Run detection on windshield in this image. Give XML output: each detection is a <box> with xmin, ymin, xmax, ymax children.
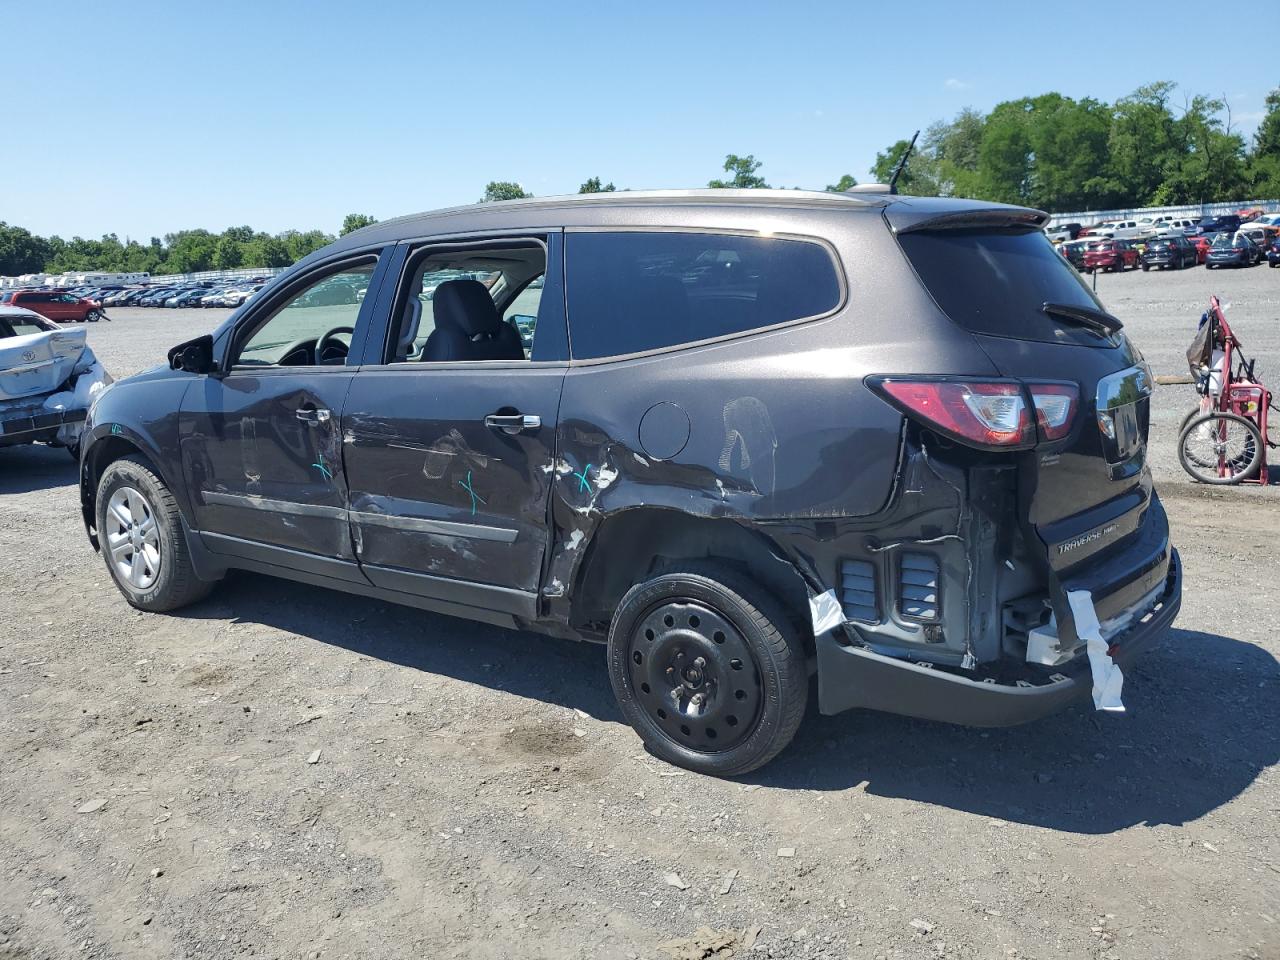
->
<box><xmin>1211</xmin><ymin>235</ymin><xmax>1235</xmax><ymax>248</ymax></box>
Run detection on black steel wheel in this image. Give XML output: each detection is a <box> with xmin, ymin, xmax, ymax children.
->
<box><xmin>1178</xmin><ymin>412</ymin><xmax>1263</xmax><ymax>484</ymax></box>
<box><xmin>607</xmin><ymin>562</ymin><xmax>807</xmax><ymax>776</ymax></box>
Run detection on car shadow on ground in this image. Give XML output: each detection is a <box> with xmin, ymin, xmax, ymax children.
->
<box><xmin>0</xmin><ymin>445</ymin><xmax>79</xmax><ymax>494</ymax></box>
<box><xmin>762</xmin><ymin>628</ymin><xmax>1280</xmax><ymax>834</ymax></box>
<box><xmin>184</xmin><ymin>575</ymin><xmax>1277</xmax><ymax>836</ymax></box>
<box><xmin>188</xmin><ymin>571</ymin><xmax>628</xmax><ymax>728</ymax></box>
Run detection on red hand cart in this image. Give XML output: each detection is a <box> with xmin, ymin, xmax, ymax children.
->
<box><xmin>1178</xmin><ymin>296</ymin><xmax>1275</xmax><ymax>485</ymax></box>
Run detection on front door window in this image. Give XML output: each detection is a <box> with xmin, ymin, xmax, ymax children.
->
<box><xmin>236</xmin><ymin>264</ymin><xmax>375</xmax><ymax>367</ymax></box>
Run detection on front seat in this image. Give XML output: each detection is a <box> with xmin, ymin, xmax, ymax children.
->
<box><xmin>421</xmin><ymin>279</ymin><xmax>524</xmax><ymax>362</ymax></box>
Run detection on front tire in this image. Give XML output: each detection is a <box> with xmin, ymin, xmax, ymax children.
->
<box><xmin>607</xmin><ymin>562</ymin><xmax>808</xmax><ymax>777</ymax></box>
<box><xmin>86</xmin><ymin>309</ymin><xmax>103</xmax><ymax>322</ymax></box>
<box><xmin>95</xmin><ymin>455</ymin><xmax>215</xmax><ymax>611</ymax></box>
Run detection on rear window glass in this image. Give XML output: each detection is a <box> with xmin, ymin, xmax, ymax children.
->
<box><xmin>898</xmin><ymin>228</ymin><xmax>1109</xmax><ymax>346</ymax></box>
<box><xmin>565</xmin><ymin>232</ymin><xmax>841</xmax><ymax>360</ymax></box>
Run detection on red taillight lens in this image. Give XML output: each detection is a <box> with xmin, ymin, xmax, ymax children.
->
<box><xmin>871</xmin><ymin>378</ymin><xmax>1080</xmax><ymax>449</ymax></box>
<box><xmin>874</xmin><ymin>379</ymin><xmax>1034</xmax><ymax>449</ymax></box>
<box><xmin>1028</xmin><ymin>383</ymin><xmax>1079</xmax><ymax>441</ymax></box>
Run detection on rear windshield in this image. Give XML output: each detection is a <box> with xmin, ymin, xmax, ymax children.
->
<box><xmin>898</xmin><ymin>227</ymin><xmax>1112</xmax><ymax>346</ymax></box>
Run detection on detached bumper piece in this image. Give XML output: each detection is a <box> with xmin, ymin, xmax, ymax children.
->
<box><xmin>0</xmin><ymin>404</ymin><xmax>87</xmax><ymax>443</ymax></box>
<box><xmin>816</xmin><ymin>548</ymin><xmax>1181</xmax><ymax>727</ymax></box>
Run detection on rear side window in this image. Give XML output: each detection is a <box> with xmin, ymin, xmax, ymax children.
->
<box><xmin>898</xmin><ymin>228</ymin><xmax>1108</xmax><ymax>346</ymax></box>
<box><xmin>565</xmin><ymin>232</ymin><xmax>841</xmax><ymax>360</ymax></box>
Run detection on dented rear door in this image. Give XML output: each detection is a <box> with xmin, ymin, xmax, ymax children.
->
<box><xmin>340</xmin><ymin>235</ymin><xmax>568</xmax><ymax>612</ymax></box>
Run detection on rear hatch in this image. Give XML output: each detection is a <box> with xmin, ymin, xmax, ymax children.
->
<box><xmin>0</xmin><ymin>326</ymin><xmax>87</xmax><ymax>401</ymax></box>
<box><xmin>891</xmin><ymin>209</ymin><xmax>1169</xmax><ymax>626</ymax></box>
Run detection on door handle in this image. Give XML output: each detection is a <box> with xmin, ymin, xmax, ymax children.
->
<box><xmin>484</xmin><ymin>413</ymin><xmax>541</xmax><ymax>435</ymax></box>
<box><xmin>296</xmin><ymin>407</ymin><xmax>331</xmax><ymax>424</ymax></box>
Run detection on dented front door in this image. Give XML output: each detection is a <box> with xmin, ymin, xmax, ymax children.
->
<box><xmin>181</xmin><ymin>368</ymin><xmax>358</xmax><ymax>574</ymax></box>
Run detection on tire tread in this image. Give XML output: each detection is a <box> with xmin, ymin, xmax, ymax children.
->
<box><xmin>96</xmin><ymin>454</ymin><xmax>214</xmax><ymax>611</ymax></box>
<box><xmin>609</xmin><ymin>560</ymin><xmax>808</xmax><ymax>777</ymax></box>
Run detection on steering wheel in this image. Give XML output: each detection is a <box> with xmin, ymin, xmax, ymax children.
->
<box><xmin>316</xmin><ymin>326</ymin><xmax>354</xmax><ymax>365</ymax></box>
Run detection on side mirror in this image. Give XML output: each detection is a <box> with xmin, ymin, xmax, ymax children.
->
<box><xmin>168</xmin><ymin>334</ymin><xmax>215</xmax><ymax>375</ymax></box>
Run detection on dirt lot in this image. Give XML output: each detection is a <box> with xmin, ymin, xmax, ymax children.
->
<box><xmin>2</xmin><ymin>265</ymin><xmax>1279</xmax><ymax>960</ymax></box>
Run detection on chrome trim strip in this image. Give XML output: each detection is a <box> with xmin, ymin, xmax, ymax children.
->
<box><xmin>200</xmin><ymin>492</ymin><xmax>519</xmax><ymax>542</ymax></box>
<box><xmin>349</xmin><ymin>510</ymin><xmax>518</xmax><ymax>543</ymax></box>
<box><xmin>201</xmin><ymin>490</ymin><xmax>347</xmax><ymax>520</ymax></box>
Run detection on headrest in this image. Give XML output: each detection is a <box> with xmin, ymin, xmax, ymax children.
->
<box><xmin>432</xmin><ymin>279</ymin><xmax>499</xmax><ymax>337</ymax></box>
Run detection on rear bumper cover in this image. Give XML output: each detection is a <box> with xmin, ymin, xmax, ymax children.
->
<box><xmin>816</xmin><ymin>547</ymin><xmax>1181</xmax><ymax>726</ymax></box>
<box><xmin>0</xmin><ymin>402</ymin><xmax>87</xmax><ymax>444</ymax></box>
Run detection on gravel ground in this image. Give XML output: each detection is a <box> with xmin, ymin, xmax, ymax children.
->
<box><xmin>2</xmin><ymin>265</ymin><xmax>1278</xmax><ymax>960</ymax></box>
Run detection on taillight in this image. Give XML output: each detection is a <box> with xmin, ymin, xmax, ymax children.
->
<box><xmin>870</xmin><ymin>378</ymin><xmax>1079</xmax><ymax>449</ymax></box>
<box><xmin>1028</xmin><ymin>382</ymin><xmax>1079</xmax><ymax>441</ymax></box>
<box><xmin>872</xmin><ymin>379</ymin><xmax>1034</xmax><ymax>449</ymax></box>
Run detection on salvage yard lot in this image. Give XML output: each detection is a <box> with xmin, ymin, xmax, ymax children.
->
<box><xmin>2</xmin><ymin>267</ymin><xmax>1279</xmax><ymax>960</ymax></box>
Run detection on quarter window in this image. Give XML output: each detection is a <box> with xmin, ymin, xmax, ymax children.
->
<box><xmin>565</xmin><ymin>232</ymin><xmax>841</xmax><ymax>360</ymax></box>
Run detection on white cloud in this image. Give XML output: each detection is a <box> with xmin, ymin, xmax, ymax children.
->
<box><xmin>944</xmin><ymin>78</ymin><xmax>970</xmax><ymax>91</ymax></box>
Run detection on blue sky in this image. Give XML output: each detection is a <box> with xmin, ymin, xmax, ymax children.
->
<box><xmin>7</xmin><ymin>0</ymin><xmax>1272</xmax><ymax>240</ymax></box>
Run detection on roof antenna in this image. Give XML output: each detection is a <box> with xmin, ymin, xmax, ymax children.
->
<box><xmin>888</xmin><ymin>130</ymin><xmax>919</xmax><ymax>195</ymax></box>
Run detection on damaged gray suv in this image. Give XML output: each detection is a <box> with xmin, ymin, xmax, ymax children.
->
<box><xmin>79</xmin><ymin>189</ymin><xmax>1181</xmax><ymax>775</ymax></box>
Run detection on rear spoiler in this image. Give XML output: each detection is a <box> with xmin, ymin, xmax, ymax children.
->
<box><xmin>886</xmin><ymin>204</ymin><xmax>1050</xmax><ymax>235</ymax></box>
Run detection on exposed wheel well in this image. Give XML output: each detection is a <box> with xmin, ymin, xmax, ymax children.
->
<box><xmin>571</xmin><ymin>509</ymin><xmax>814</xmax><ymax>653</ymax></box>
<box><xmin>81</xmin><ymin>437</ymin><xmax>159</xmax><ymax>531</ymax></box>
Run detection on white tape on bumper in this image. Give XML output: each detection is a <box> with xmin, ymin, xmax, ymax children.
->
<box><xmin>1066</xmin><ymin>589</ymin><xmax>1125</xmax><ymax>713</ymax></box>
<box><xmin>809</xmin><ymin>589</ymin><xmax>846</xmax><ymax>637</ymax></box>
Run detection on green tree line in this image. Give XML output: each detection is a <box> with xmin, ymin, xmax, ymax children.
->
<box><xmin>869</xmin><ymin>83</ymin><xmax>1280</xmax><ymax>211</ymax></box>
<box><xmin>0</xmin><ymin>213</ymin><xmax>382</xmax><ymax>278</ymax></box>
<box><xmin>8</xmin><ymin>82</ymin><xmax>1276</xmax><ymax>278</ymax></box>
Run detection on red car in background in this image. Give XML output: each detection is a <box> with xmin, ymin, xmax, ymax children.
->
<box><xmin>0</xmin><ymin>290</ymin><xmax>106</xmax><ymax>323</ymax></box>
<box><xmin>1082</xmin><ymin>239</ymin><xmax>1139</xmax><ymax>272</ymax></box>
<box><xmin>1191</xmin><ymin>236</ymin><xmax>1212</xmax><ymax>263</ymax></box>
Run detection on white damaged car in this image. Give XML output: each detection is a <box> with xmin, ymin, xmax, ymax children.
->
<box><xmin>0</xmin><ymin>306</ymin><xmax>112</xmax><ymax>459</ymax></box>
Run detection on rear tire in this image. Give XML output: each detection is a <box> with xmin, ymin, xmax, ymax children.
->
<box><xmin>95</xmin><ymin>455</ymin><xmax>216</xmax><ymax>611</ymax></box>
<box><xmin>607</xmin><ymin>561</ymin><xmax>808</xmax><ymax>777</ymax></box>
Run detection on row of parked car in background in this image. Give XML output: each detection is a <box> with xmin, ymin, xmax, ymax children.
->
<box><xmin>103</xmin><ymin>279</ymin><xmax>269</xmax><ymax>309</ymax></box>
<box><xmin>0</xmin><ymin>278</ymin><xmax>270</xmax><ymax>323</ymax></box>
<box><xmin>1053</xmin><ymin>209</ymin><xmax>1280</xmax><ymax>274</ymax></box>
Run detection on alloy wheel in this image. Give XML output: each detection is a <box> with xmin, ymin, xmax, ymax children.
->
<box><xmin>105</xmin><ymin>486</ymin><xmax>161</xmax><ymax>589</ymax></box>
